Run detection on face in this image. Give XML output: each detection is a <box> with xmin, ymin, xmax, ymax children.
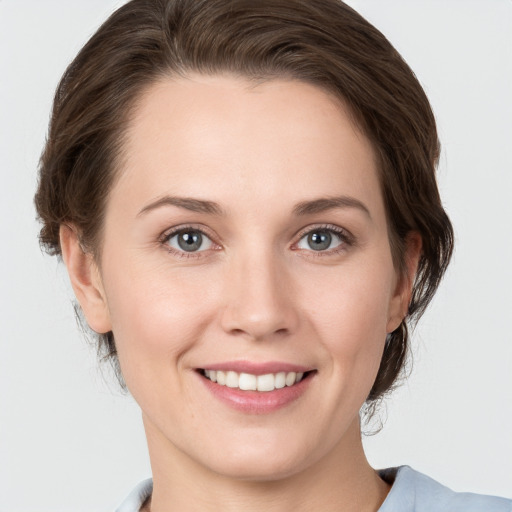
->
<box><xmin>80</xmin><ymin>75</ymin><xmax>409</xmax><ymax>480</ymax></box>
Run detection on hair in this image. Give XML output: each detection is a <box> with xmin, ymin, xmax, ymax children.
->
<box><xmin>35</xmin><ymin>0</ymin><xmax>454</xmax><ymax>405</ymax></box>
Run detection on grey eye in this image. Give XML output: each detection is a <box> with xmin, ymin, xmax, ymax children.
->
<box><xmin>307</xmin><ymin>230</ymin><xmax>332</xmax><ymax>251</ymax></box>
<box><xmin>178</xmin><ymin>231</ymin><xmax>203</xmax><ymax>251</ymax></box>
<box><xmin>167</xmin><ymin>230</ymin><xmax>213</xmax><ymax>252</ymax></box>
<box><xmin>297</xmin><ymin>229</ymin><xmax>343</xmax><ymax>252</ymax></box>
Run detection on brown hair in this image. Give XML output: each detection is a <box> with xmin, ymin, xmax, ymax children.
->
<box><xmin>35</xmin><ymin>0</ymin><xmax>454</xmax><ymax>405</ymax></box>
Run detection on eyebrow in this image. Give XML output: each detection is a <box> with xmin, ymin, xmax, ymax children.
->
<box><xmin>292</xmin><ymin>196</ymin><xmax>371</xmax><ymax>218</ymax></box>
<box><xmin>138</xmin><ymin>194</ymin><xmax>371</xmax><ymax>219</ymax></box>
<box><xmin>138</xmin><ymin>196</ymin><xmax>225</xmax><ymax>216</ymax></box>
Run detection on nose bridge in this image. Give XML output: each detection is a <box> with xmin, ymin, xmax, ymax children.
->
<box><xmin>220</xmin><ymin>243</ymin><xmax>298</xmax><ymax>340</ymax></box>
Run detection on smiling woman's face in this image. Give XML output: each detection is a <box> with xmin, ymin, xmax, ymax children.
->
<box><xmin>71</xmin><ymin>75</ymin><xmax>411</xmax><ymax>480</ymax></box>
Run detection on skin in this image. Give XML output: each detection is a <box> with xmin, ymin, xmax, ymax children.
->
<box><xmin>61</xmin><ymin>75</ymin><xmax>421</xmax><ymax>511</ymax></box>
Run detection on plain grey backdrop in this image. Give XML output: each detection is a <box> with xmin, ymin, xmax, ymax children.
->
<box><xmin>1</xmin><ymin>1</ymin><xmax>511</xmax><ymax>510</ymax></box>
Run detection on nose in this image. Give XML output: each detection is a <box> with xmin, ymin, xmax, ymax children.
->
<box><xmin>220</xmin><ymin>249</ymin><xmax>300</xmax><ymax>341</ymax></box>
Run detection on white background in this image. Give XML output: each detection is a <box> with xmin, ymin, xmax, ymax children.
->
<box><xmin>0</xmin><ymin>1</ymin><xmax>511</xmax><ymax>510</ymax></box>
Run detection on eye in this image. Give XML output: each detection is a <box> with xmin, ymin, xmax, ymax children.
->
<box><xmin>165</xmin><ymin>228</ymin><xmax>214</xmax><ymax>253</ymax></box>
<box><xmin>296</xmin><ymin>227</ymin><xmax>348</xmax><ymax>252</ymax></box>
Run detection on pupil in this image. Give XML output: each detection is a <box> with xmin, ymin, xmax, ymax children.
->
<box><xmin>308</xmin><ymin>231</ymin><xmax>331</xmax><ymax>251</ymax></box>
<box><xmin>178</xmin><ymin>231</ymin><xmax>202</xmax><ymax>251</ymax></box>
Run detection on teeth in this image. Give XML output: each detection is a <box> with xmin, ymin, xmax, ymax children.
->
<box><xmin>274</xmin><ymin>372</ymin><xmax>286</xmax><ymax>389</ymax></box>
<box><xmin>203</xmin><ymin>369</ymin><xmax>306</xmax><ymax>391</ymax></box>
<box><xmin>285</xmin><ymin>372</ymin><xmax>296</xmax><ymax>386</ymax></box>
<box><xmin>257</xmin><ymin>373</ymin><xmax>275</xmax><ymax>392</ymax></box>
<box><xmin>239</xmin><ymin>373</ymin><xmax>257</xmax><ymax>391</ymax></box>
<box><xmin>226</xmin><ymin>371</ymin><xmax>239</xmax><ymax>388</ymax></box>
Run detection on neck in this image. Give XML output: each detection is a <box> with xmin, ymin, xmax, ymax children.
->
<box><xmin>143</xmin><ymin>416</ymin><xmax>390</xmax><ymax>512</ymax></box>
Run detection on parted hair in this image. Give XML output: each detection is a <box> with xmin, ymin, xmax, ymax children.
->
<box><xmin>35</xmin><ymin>0</ymin><xmax>454</xmax><ymax>405</ymax></box>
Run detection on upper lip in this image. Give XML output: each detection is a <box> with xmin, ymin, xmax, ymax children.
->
<box><xmin>198</xmin><ymin>361</ymin><xmax>314</xmax><ymax>375</ymax></box>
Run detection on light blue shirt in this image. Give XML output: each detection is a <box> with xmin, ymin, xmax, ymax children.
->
<box><xmin>378</xmin><ymin>466</ymin><xmax>511</xmax><ymax>511</ymax></box>
<box><xmin>115</xmin><ymin>466</ymin><xmax>512</xmax><ymax>511</ymax></box>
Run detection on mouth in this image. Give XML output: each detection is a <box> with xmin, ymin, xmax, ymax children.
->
<box><xmin>198</xmin><ymin>369</ymin><xmax>314</xmax><ymax>392</ymax></box>
<box><xmin>196</xmin><ymin>364</ymin><xmax>316</xmax><ymax>413</ymax></box>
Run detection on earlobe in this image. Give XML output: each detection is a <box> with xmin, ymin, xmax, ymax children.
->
<box><xmin>386</xmin><ymin>232</ymin><xmax>422</xmax><ymax>333</ymax></box>
<box><xmin>59</xmin><ymin>225</ymin><xmax>112</xmax><ymax>334</ymax></box>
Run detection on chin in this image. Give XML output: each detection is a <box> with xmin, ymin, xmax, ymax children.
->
<box><xmin>189</xmin><ymin>428</ymin><xmax>326</xmax><ymax>482</ymax></box>
<box><xmin>206</xmin><ymin>452</ymin><xmax>310</xmax><ymax>482</ymax></box>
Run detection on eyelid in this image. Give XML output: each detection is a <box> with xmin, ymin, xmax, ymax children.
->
<box><xmin>159</xmin><ymin>224</ymin><xmax>221</xmax><ymax>257</ymax></box>
<box><xmin>292</xmin><ymin>223</ymin><xmax>355</xmax><ymax>254</ymax></box>
<box><xmin>158</xmin><ymin>222</ymin><xmax>355</xmax><ymax>258</ymax></box>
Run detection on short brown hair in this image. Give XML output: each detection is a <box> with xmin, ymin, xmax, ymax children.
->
<box><xmin>35</xmin><ymin>0</ymin><xmax>454</xmax><ymax>404</ymax></box>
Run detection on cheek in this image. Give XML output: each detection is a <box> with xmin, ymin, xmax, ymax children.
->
<box><xmin>305</xmin><ymin>265</ymin><xmax>392</xmax><ymax>338</ymax></box>
<box><xmin>101</xmin><ymin>258</ymin><xmax>217</xmax><ymax>387</ymax></box>
<box><xmin>302</xmin><ymin>260</ymin><xmax>394</xmax><ymax>383</ymax></box>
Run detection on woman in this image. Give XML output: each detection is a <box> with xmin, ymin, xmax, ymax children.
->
<box><xmin>33</xmin><ymin>0</ymin><xmax>511</xmax><ymax>510</ymax></box>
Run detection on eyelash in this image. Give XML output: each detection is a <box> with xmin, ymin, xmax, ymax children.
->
<box><xmin>293</xmin><ymin>224</ymin><xmax>355</xmax><ymax>257</ymax></box>
<box><xmin>159</xmin><ymin>223</ymin><xmax>355</xmax><ymax>259</ymax></box>
<box><xmin>160</xmin><ymin>224</ymin><xmax>220</xmax><ymax>260</ymax></box>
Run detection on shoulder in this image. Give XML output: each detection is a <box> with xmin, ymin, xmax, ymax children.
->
<box><xmin>115</xmin><ymin>478</ymin><xmax>153</xmax><ymax>512</ymax></box>
<box><xmin>378</xmin><ymin>466</ymin><xmax>512</xmax><ymax>512</ymax></box>
<box><xmin>113</xmin><ymin>469</ymin><xmax>512</xmax><ymax>512</ymax></box>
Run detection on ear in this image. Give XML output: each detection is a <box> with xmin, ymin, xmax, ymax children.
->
<box><xmin>386</xmin><ymin>232</ymin><xmax>422</xmax><ymax>333</ymax></box>
<box><xmin>59</xmin><ymin>225</ymin><xmax>112</xmax><ymax>334</ymax></box>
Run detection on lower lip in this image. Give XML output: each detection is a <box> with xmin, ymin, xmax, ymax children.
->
<box><xmin>198</xmin><ymin>372</ymin><xmax>314</xmax><ymax>414</ymax></box>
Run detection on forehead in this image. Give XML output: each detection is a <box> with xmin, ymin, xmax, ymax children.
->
<box><xmin>114</xmin><ymin>74</ymin><xmax>383</xmax><ymax>221</ymax></box>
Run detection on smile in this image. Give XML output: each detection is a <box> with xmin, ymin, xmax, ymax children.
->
<box><xmin>197</xmin><ymin>363</ymin><xmax>316</xmax><ymax>413</ymax></box>
<box><xmin>201</xmin><ymin>369</ymin><xmax>306</xmax><ymax>392</ymax></box>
